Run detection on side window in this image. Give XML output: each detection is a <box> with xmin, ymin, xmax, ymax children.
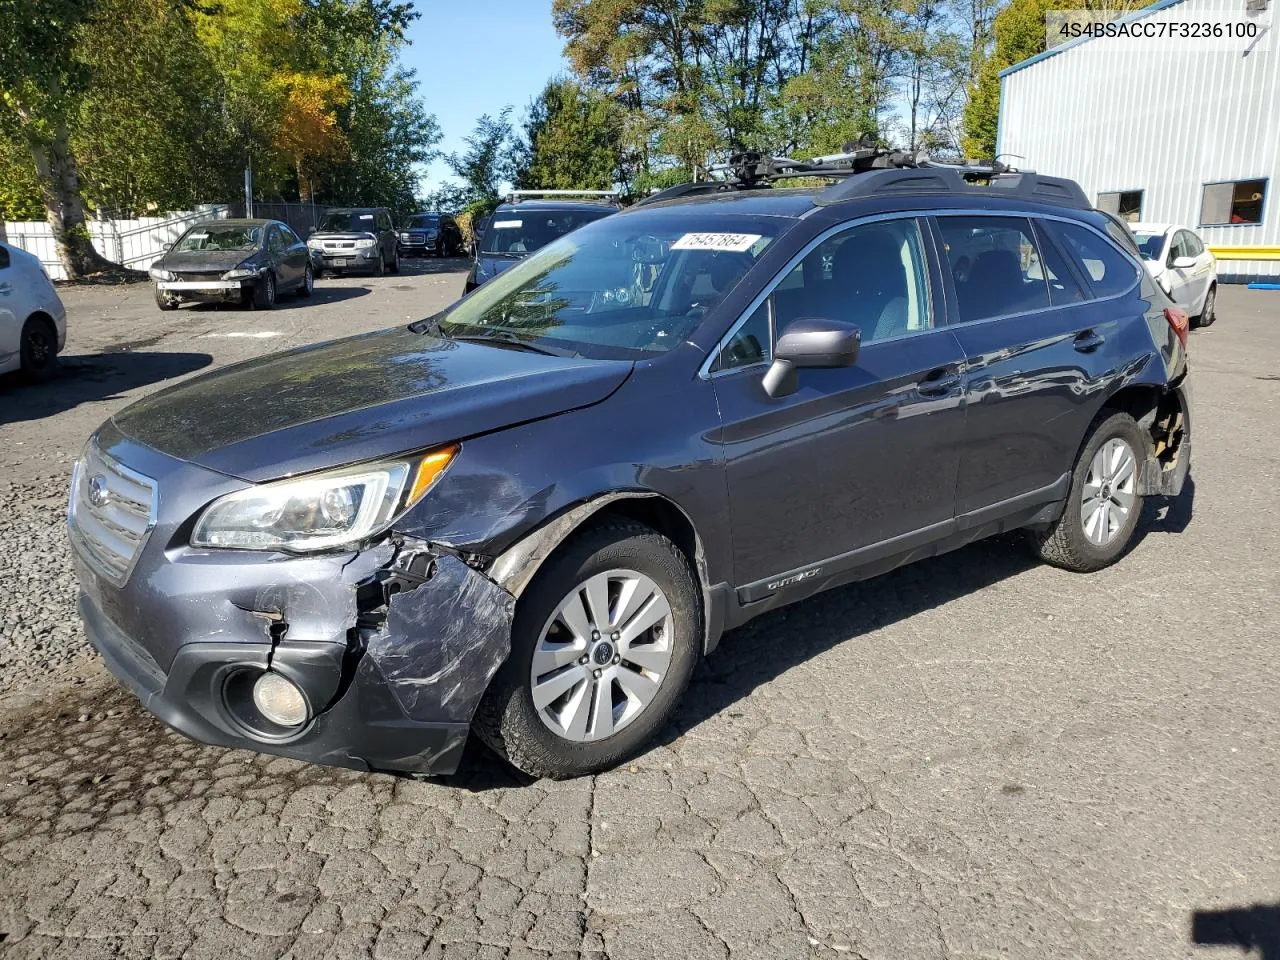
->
<box><xmin>1045</xmin><ymin>221</ymin><xmax>1139</xmax><ymax>298</ymax></box>
<box><xmin>712</xmin><ymin>300</ymin><xmax>770</xmax><ymax>372</ymax></box>
<box><xmin>938</xmin><ymin>216</ymin><xmax>1049</xmax><ymax>322</ymax></box>
<box><xmin>278</xmin><ymin>225</ymin><xmax>299</xmax><ymax>246</ymax></box>
<box><xmin>267</xmin><ymin>227</ymin><xmax>286</xmax><ymax>253</ymax></box>
<box><xmin>1031</xmin><ymin>221</ymin><xmax>1087</xmax><ymax>305</ymax></box>
<box><xmin>1185</xmin><ymin>232</ymin><xmax>1204</xmax><ymax>256</ymax></box>
<box><xmin>776</xmin><ymin>218</ymin><xmax>931</xmax><ymax>343</ymax></box>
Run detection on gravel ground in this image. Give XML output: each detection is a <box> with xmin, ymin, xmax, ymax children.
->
<box><xmin>0</xmin><ymin>476</ymin><xmax>90</xmax><ymax>703</ymax></box>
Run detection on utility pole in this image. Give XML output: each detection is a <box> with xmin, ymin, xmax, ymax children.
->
<box><xmin>244</xmin><ymin>160</ymin><xmax>253</xmax><ymax>219</ymax></box>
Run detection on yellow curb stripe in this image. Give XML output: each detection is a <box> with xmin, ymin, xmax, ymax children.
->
<box><xmin>1207</xmin><ymin>246</ymin><xmax>1280</xmax><ymax>261</ymax></box>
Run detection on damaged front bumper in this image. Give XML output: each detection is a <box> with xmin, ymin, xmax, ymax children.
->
<box><xmin>71</xmin><ymin>436</ymin><xmax>517</xmax><ymax>776</ymax></box>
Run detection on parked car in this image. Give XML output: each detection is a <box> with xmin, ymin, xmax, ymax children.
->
<box><xmin>398</xmin><ymin>213</ymin><xmax>463</xmax><ymax>258</ymax></box>
<box><xmin>464</xmin><ymin>191</ymin><xmax>620</xmax><ymax>293</ymax></box>
<box><xmin>150</xmin><ymin>219</ymin><xmax>313</xmax><ymax>310</ymax></box>
<box><xmin>0</xmin><ymin>240</ymin><xmax>66</xmax><ymax>380</ymax></box>
<box><xmin>1132</xmin><ymin>222</ymin><xmax>1218</xmax><ymax>327</ymax></box>
<box><xmin>307</xmin><ymin>207</ymin><xmax>399</xmax><ymax>276</ymax></box>
<box><xmin>71</xmin><ymin>154</ymin><xmax>1192</xmax><ymax>781</ymax></box>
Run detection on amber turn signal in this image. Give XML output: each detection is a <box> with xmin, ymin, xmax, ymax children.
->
<box><xmin>407</xmin><ymin>444</ymin><xmax>459</xmax><ymax>506</ymax></box>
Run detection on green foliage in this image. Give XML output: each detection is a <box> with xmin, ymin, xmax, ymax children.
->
<box><xmin>514</xmin><ymin>78</ymin><xmax>623</xmax><ymax>191</ymax></box>
<box><xmin>554</xmin><ymin>0</ymin><xmax>974</xmax><ymax>183</ymax></box>
<box><xmin>445</xmin><ymin>108</ymin><xmax>517</xmax><ymax>208</ymax></box>
<box><xmin>0</xmin><ymin>0</ymin><xmax>439</xmax><ymax>224</ymax></box>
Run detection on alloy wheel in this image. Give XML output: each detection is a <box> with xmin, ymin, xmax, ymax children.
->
<box><xmin>1081</xmin><ymin>437</ymin><xmax>1137</xmax><ymax>546</ymax></box>
<box><xmin>529</xmin><ymin>569</ymin><xmax>674</xmax><ymax>743</ymax></box>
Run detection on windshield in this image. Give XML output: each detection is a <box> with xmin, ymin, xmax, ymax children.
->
<box><xmin>406</xmin><ymin>215</ymin><xmax>440</xmax><ymax>230</ymax></box>
<box><xmin>438</xmin><ymin>212</ymin><xmax>784</xmax><ymax>359</ymax></box>
<box><xmin>480</xmin><ymin>208</ymin><xmax>614</xmax><ymax>256</ymax></box>
<box><xmin>175</xmin><ymin>224</ymin><xmax>262</xmax><ymax>252</ymax></box>
<box><xmin>317</xmin><ymin>211</ymin><xmax>377</xmax><ymax>233</ymax></box>
<box><xmin>1133</xmin><ymin>231</ymin><xmax>1166</xmax><ymax>261</ymax></box>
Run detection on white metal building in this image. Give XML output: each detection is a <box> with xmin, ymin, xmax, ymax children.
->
<box><xmin>998</xmin><ymin>0</ymin><xmax>1279</xmax><ymax>281</ymax></box>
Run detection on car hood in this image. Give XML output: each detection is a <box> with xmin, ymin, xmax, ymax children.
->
<box><xmin>475</xmin><ymin>254</ymin><xmax>522</xmax><ymax>282</ymax></box>
<box><xmin>311</xmin><ymin>231</ymin><xmax>377</xmax><ymax>241</ymax></box>
<box><xmin>159</xmin><ymin>250</ymin><xmax>256</xmax><ymax>273</ymax></box>
<box><xmin>111</xmin><ymin>325</ymin><xmax>633</xmax><ymax>481</ymax></box>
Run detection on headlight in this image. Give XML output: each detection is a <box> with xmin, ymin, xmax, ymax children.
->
<box><xmin>222</xmin><ymin>266</ymin><xmax>260</xmax><ymax>280</ymax></box>
<box><xmin>191</xmin><ymin>446</ymin><xmax>458</xmax><ymax>552</ymax></box>
<box><xmin>355</xmin><ymin>238</ymin><xmax>376</xmax><ymax>249</ymax></box>
<box><xmin>149</xmin><ymin>266</ymin><xmax>175</xmax><ymax>281</ymax></box>
<box><xmin>399</xmin><ymin>233</ymin><xmax>410</xmax><ymax>240</ymax></box>
<box><xmin>307</xmin><ymin>239</ymin><xmax>323</xmax><ymax>249</ymax></box>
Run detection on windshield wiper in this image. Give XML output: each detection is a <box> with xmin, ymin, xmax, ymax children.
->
<box><xmin>449</xmin><ymin>331</ymin><xmax>571</xmax><ymax>357</ymax></box>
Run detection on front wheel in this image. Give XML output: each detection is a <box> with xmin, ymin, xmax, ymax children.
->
<box><xmin>475</xmin><ymin>520</ymin><xmax>701</xmax><ymax>779</ymax></box>
<box><xmin>154</xmin><ymin>289</ymin><xmax>179</xmax><ymax>311</ymax></box>
<box><xmin>251</xmin><ymin>272</ymin><xmax>276</xmax><ymax>309</ymax></box>
<box><xmin>1030</xmin><ymin>411</ymin><xmax>1146</xmax><ymax>572</ymax></box>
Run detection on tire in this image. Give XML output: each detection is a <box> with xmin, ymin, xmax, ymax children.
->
<box><xmin>475</xmin><ymin>519</ymin><xmax>701</xmax><ymax>779</ymax></box>
<box><xmin>19</xmin><ymin>317</ymin><xmax>58</xmax><ymax>382</ymax></box>
<box><xmin>1029</xmin><ymin>411</ymin><xmax>1146</xmax><ymax>572</ymax></box>
<box><xmin>297</xmin><ymin>264</ymin><xmax>314</xmax><ymax>298</ymax></box>
<box><xmin>252</xmin><ymin>271</ymin><xmax>276</xmax><ymax>309</ymax></box>
<box><xmin>154</xmin><ymin>289</ymin><xmax>179</xmax><ymax>311</ymax></box>
<box><xmin>389</xmin><ymin>247</ymin><xmax>400</xmax><ymax>274</ymax></box>
<box><xmin>1192</xmin><ymin>284</ymin><xmax>1216</xmax><ymax>329</ymax></box>
<box><xmin>374</xmin><ymin>251</ymin><xmax>385</xmax><ymax>277</ymax></box>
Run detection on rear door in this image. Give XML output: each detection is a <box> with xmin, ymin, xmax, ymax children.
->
<box><xmin>266</xmin><ymin>225</ymin><xmax>297</xmax><ymax>288</ymax></box>
<box><xmin>939</xmin><ymin>214</ymin><xmax>1135</xmax><ymax>517</ymax></box>
<box><xmin>710</xmin><ymin>215</ymin><xmax>968</xmax><ymax>595</ymax></box>
<box><xmin>278</xmin><ymin>224</ymin><xmax>308</xmax><ymax>282</ymax></box>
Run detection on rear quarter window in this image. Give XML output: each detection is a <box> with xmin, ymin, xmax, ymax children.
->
<box><xmin>1043</xmin><ymin>221</ymin><xmax>1139</xmax><ymax>299</ymax></box>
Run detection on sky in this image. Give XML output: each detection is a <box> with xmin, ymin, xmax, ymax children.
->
<box><xmin>401</xmin><ymin>1</ymin><xmax>568</xmax><ymax>194</ymax></box>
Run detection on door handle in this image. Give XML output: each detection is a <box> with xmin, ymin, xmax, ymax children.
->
<box><xmin>1073</xmin><ymin>330</ymin><xmax>1105</xmax><ymax>353</ymax></box>
<box><xmin>0</xmin><ymin>283</ymin><xmax>11</xmax><ymax>296</ymax></box>
<box><xmin>917</xmin><ymin>367</ymin><xmax>961</xmax><ymax>397</ymax></box>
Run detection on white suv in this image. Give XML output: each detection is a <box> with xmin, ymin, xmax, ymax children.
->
<box><xmin>1132</xmin><ymin>223</ymin><xmax>1218</xmax><ymax>328</ymax></box>
<box><xmin>0</xmin><ymin>240</ymin><xmax>67</xmax><ymax>380</ymax></box>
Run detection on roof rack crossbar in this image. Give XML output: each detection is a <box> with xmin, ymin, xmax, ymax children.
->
<box><xmin>506</xmin><ymin>189</ymin><xmax>619</xmax><ymax>203</ymax></box>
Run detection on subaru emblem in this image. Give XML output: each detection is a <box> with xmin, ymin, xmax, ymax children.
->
<box><xmin>87</xmin><ymin>474</ymin><xmax>109</xmax><ymax>508</ymax></box>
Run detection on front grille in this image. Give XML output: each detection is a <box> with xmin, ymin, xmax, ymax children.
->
<box><xmin>68</xmin><ymin>444</ymin><xmax>158</xmax><ymax>587</ymax></box>
<box><xmin>322</xmin><ymin>241</ymin><xmax>356</xmax><ymax>251</ymax></box>
<box><xmin>175</xmin><ymin>271</ymin><xmax>227</xmax><ymax>282</ymax></box>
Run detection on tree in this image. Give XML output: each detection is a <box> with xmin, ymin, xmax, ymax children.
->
<box><xmin>0</xmin><ymin>0</ymin><xmax>122</xmax><ymax>277</ymax></box>
<box><xmin>446</xmin><ymin>108</ymin><xmax>517</xmax><ymax>210</ymax></box>
<box><xmin>514</xmin><ymin>79</ymin><xmax>623</xmax><ymax>191</ymax></box>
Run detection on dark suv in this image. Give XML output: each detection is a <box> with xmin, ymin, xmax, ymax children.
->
<box><xmin>308</xmin><ymin>207</ymin><xmax>399</xmax><ymax>276</ymax></box>
<box><xmin>398</xmin><ymin>212</ymin><xmax>463</xmax><ymax>258</ymax></box>
<box><xmin>465</xmin><ymin>190</ymin><xmax>619</xmax><ymax>292</ymax></box>
<box><xmin>70</xmin><ymin>151</ymin><xmax>1191</xmax><ymax>781</ymax></box>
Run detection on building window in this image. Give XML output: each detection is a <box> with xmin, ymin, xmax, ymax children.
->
<box><xmin>1096</xmin><ymin>190</ymin><xmax>1143</xmax><ymax>222</ymax></box>
<box><xmin>1200</xmin><ymin>179</ymin><xmax>1267</xmax><ymax>226</ymax></box>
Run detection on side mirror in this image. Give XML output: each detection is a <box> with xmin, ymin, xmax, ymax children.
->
<box><xmin>1172</xmin><ymin>255</ymin><xmax>1196</xmax><ymax>269</ymax></box>
<box><xmin>762</xmin><ymin>318</ymin><xmax>861</xmax><ymax>398</ymax></box>
<box><xmin>161</xmin><ymin>242</ymin><xmax>172</xmax><ymax>253</ymax></box>
<box><xmin>307</xmin><ymin>226</ymin><xmax>315</xmax><ymax>237</ymax></box>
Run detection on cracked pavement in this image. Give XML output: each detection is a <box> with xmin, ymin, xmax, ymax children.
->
<box><xmin>1</xmin><ymin>280</ymin><xmax>1278</xmax><ymax>958</ymax></box>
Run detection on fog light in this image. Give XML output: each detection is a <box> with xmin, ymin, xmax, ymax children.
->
<box><xmin>251</xmin><ymin>672</ymin><xmax>308</xmax><ymax>727</ymax></box>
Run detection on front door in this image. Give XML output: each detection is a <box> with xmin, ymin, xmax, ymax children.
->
<box><xmin>710</xmin><ymin>216</ymin><xmax>967</xmax><ymax>596</ymax></box>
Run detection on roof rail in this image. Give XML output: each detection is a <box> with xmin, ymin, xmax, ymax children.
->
<box><xmin>814</xmin><ymin>164</ymin><xmax>1092</xmax><ymax>209</ymax></box>
<box><xmin>631</xmin><ymin>181</ymin><xmax>745</xmax><ymax>207</ymax></box>
<box><xmin>506</xmin><ymin>189</ymin><xmax>619</xmax><ymax>204</ymax></box>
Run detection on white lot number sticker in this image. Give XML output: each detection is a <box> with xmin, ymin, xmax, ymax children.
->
<box><xmin>671</xmin><ymin>232</ymin><xmax>762</xmax><ymax>252</ymax></box>
<box><xmin>493</xmin><ymin>219</ymin><xmax>523</xmax><ymax>228</ymax></box>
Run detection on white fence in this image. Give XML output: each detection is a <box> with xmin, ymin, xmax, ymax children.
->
<box><xmin>3</xmin><ymin>204</ymin><xmax>232</xmax><ymax>280</ymax></box>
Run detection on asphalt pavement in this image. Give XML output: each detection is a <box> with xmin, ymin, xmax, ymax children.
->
<box><xmin>0</xmin><ymin>273</ymin><xmax>1277</xmax><ymax>960</ymax></box>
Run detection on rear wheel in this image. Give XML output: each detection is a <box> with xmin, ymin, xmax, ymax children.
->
<box><xmin>297</xmin><ymin>264</ymin><xmax>314</xmax><ymax>298</ymax></box>
<box><xmin>1030</xmin><ymin>411</ymin><xmax>1146</xmax><ymax>572</ymax></box>
<box><xmin>475</xmin><ymin>520</ymin><xmax>701</xmax><ymax>779</ymax></box>
<box><xmin>19</xmin><ymin>317</ymin><xmax>58</xmax><ymax>381</ymax></box>
<box><xmin>1192</xmin><ymin>284</ymin><xmax>1216</xmax><ymax>328</ymax></box>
